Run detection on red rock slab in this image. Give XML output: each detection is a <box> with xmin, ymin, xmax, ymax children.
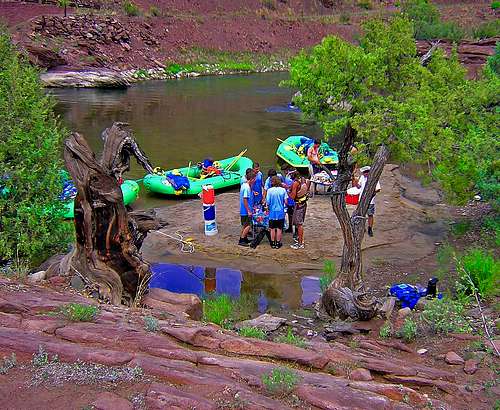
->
<box><xmin>0</xmin><ymin>327</ymin><xmax>133</xmax><ymax>367</ymax></box>
<box><xmin>144</xmin><ymin>287</ymin><xmax>203</xmax><ymax>321</ymax></box>
<box><xmin>161</xmin><ymin>324</ymin><xmax>224</xmax><ymax>348</ymax></box>
<box><xmin>146</xmin><ymin>382</ymin><xmax>216</xmax><ymax>410</ymax></box>
<box><xmin>383</xmin><ymin>375</ymin><xmax>459</xmax><ymax>395</ymax></box>
<box><xmin>92</xmin><ymin>392</ymin><xmax>133</xmax><ymax>410</ymax></box>
<box><xmin>349</xmin><ymin>381</ymin><xmax>428</xmax><ymax>407</ymax></box>
<box><xmin>219</xmin><ymin>337</ymin><xmax>329</xmax><ymax>369</ymax></box>
<box><xmin>414</xmin><ymin>364</ymin><xmax>456</xmax><ymax>382</ymax></box>
<box><xmin>0</xmin><ymin>312</ymin><xmax>22</xmax><ymax>328</ymax></box>
<box><xmin>20</xmin><ymin>318</ymin><xmax>66</xmax><ymax>334</ymax></box>
<box><xmin>296</xmin><ymin>384</ymin><xmax>394</xmax><ymax>410</ymax></box>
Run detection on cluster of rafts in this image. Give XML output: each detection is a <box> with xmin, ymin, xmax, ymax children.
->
<box><xmin>1</xmin><ymin>136</ymin><xmax>338</xmax><ymax>219</ymax></box>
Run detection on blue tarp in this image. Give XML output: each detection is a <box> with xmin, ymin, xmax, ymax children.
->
<box><xmin>165</xmin><ymin>173</ymin><xmax>190</xmax><ymax>191</ymax></box>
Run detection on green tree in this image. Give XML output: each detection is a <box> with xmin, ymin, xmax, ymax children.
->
<box><xmin>0</xmin><ymin>29</ymin><xmax>72</xmax><ymax>269</ymax></box>
<box><xmin>287</xmin><ymin>16</ymin><xmax>499</xmax><ymax>319</ymax></box>
<box><xmin>57</xmin><ymin>0</ymin><xmax>70</xmax><ymax>17</ymax></box>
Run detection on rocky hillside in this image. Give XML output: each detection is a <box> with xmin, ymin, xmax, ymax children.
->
<box><xmin>1</xmin><ymin>0</ymin><xmax>497</xmax><ymax>77</ymax></box>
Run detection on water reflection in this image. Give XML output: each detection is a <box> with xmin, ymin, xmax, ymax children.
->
<box><xmin>150</xmin><ymin>262</ymin><xmax>321</xmax><ymax>311</ymax></box>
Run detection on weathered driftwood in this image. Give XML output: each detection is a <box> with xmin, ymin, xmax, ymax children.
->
<box><xmin>318</xmin><ymin>124</ymin><xmax>388</xmax><ymax>321</ymax></box>
<box><xmin>46</xmin><ymin>123</ymin><xmax>164</xmax><ymax>305</ymax></box>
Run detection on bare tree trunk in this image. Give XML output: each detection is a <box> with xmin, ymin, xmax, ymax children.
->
<box><xmin>46</xmin><ymin>123</ymin><xmax>165</xmax><ymax>305</ymax></box>
<box><xmin>319</xmin><ymin>123</ymin><xmax>390</xmax><ymax>320</ymax></box>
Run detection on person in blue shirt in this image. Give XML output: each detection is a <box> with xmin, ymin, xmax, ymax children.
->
<box><xmin>263</xmin><ymin>168</ymin><xmax>283</xmax><ymax>202</ymax></box>
<box><xmin>266</xmin><ymin>176</ymin><xmax>287</xmax><ymax>249</ymax></box>
<box><xmin>252</xmin><ymin>162</ymin><xmax>263</xmax><ymax>205</ymax></box>
<box><xmin>239</xmin><ymin>169</ymin><xmax>256</xmax><ymax>247</ymax></box>
<box><xmin>282</xmin><ymin>167</ymin><xmax>296</xmax><ymax>235</ymax></box>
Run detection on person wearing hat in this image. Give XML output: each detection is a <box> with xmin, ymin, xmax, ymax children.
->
<box><xmin>356</xmin><ymin>165</ymin><xmax>381</xmax><ymax>237</ymax></box>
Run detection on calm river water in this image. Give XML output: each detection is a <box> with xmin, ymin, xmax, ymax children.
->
<box><xmin>51</xmin><ymin>72</ymin><xmax>322</xmax><ymax>209</ymax></box>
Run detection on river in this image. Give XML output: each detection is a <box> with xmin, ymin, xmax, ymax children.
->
<box><xmin>51</xmin><ymin>72</ymin><xmax>322</xmax><ymax>209</ymax></box>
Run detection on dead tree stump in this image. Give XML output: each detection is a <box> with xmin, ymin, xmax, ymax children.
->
<box><xmin>46</xmin><ymin>123</ymin><xmax>164</xmax><ymax>305</ymax></box>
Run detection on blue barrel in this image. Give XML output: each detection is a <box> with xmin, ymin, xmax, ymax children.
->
<box><xmin>203</xmin><ymin>204</ymin><xmax>216</xmax><ymax>221</ymax></box>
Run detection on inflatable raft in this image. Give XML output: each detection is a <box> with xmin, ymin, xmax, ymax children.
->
<box><xmin>62</xmin><ymin>179</ymin><xmax>140</xmax><ymax>219</ymax></box>
<box><xmin>143</xmin><ymin>156</ymin><xmax>253</xmax><ymax>197</ymax></box>
<box><xmin>276</xmin><ymin>136</ymin><xmax>338</xmax><ymax>169</ymax></box>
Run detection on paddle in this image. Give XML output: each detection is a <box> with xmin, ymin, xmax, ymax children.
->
<box><xmin>224</xmin><ymin>149</ymin><xmax>248</xmax><ymax>172</ymax></box>
<box><xmin>186</xmin><ymin>161</ymin><xmax>192</xmax><ymax>178</ymax></box>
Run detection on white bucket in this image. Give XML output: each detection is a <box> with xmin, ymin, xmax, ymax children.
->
<box><xmin>204</xmin><ymin>219</ymin><xmax>218</xmax><ymax>236</ymax></box>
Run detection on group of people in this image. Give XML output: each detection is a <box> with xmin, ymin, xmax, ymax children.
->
<box><xmin>237</xmin><ymin>139</ymin><xmax>382</xmax><ymax>249</ymax></box>
<box><xmin>239</xmin><ymin>162</ymin><xmax>310</xmax><ymax>250</ymax></box>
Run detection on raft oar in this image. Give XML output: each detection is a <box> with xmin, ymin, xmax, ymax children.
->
<box><xmin>224</xmin><ymin>149</ymin><xmax>248</xmax><ymax>172</ymax></box>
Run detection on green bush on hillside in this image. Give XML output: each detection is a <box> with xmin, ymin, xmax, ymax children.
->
<box><xmin>473</xmin><ymin>20</ymin><xmax>500</xmax><ymax>40</ymax></box>
<box><xmin>457</xmin><ymin>249</ymin><xmax>499</xmax><ymax>299</ymax></box>
<box><xmin>0</xmin><ymin>29</ymin><xmax>72</xmax><ymax>268</ymax></box>
<box><xmin>123</xmin><ymin>0</ymin><xmax>140</xmax><ymax>16</ymax></box>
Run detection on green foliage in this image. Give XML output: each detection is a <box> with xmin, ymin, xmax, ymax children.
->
<box><xmin>261</xmin><ymin>0</ymin><xmax>277</xmax><ymax>10</ymax></box>
<box><xmin>421</xmin><ymin>298</ymin><xmax>472</xmax><ymax>334</ymax></box>
<box><xmin>319</xmin><ymin>259</ymin><xmax>336</xmax><ymax>292</ymax></box>
<box><xmin>451</xmin><ymin>220</ymin><xmax>472</xmax><ymax>236</ymax></box>
<box><xmin>166</xmin><ymin>63</ymin><xmax>183</xmax><ymax>75</ymax></box>
<box><xmin>0</xmin><ymin>353</ymin><xmax>16</xmax><ymax>375</ymax></box>
<box><xmin>134</xmin><ymin>68</ymin><xmax>149</xmax><ymax>79</ymax></box>
<box><xmin>148</xmin><ymin>6</ymin><xmax>161</xmax><ymax>17</ymax></box>
<box><xmin>340</xmin><ymin>13</ymin><xmax>351</xmax><ymax>25</ymax></box>
<box><xmin>401</xmin><ymin>0</ymin><xmax>464</xmax><ymax>41</ymax></box>
<box><xmin>262</xmin><ymin>367</ymin><xmax>300</xmax><ymax>395</ymax></box>
<box><xmin>0</xmin><ymin>29</ymin><xmax>72</xmax><ymax>267</ymax></box>
<box><xmin>379</xmin><ymin>321</ymin><xmax>392</xmax><ymax>338</ymax></box>
<box><xmin>492</xmin><ymin>1</ymin><xmax>500</xmax><ymax>10</ymax></box>
<box><xmin>123</xmin><ymin>0</ymin><xmax>141</xmax><ymax>16</ymax></box>
<box><xmin>143</xmin><ymin>316</ymin><xmax>159</xmax><ymax>332</ymax></box>
<box><xmin>482</xmin><ymin>214</ymin><xmax>500</xmax><ymax>247</ymax></box>
<box><xmin>357</xmin><ymin>0</ymin><xmax>373</xmax><ymax>9</ymax></box>
<box><xmin>32</xmin><ymin>345</ymin><xmax>58</xmax><ymax>367</ymax></box>
<box><xmin>203</xmin><ymin>294</ymin><xmax>234</xmax><ymax>328</ymax></box>
<box><xmin>487</xmin><ymin>42</ymin><xmax>500</xmax><ymax>77</ymax></box>
<box><xmin>399</xmin><ymin>317</ymin><xmax>417</xmax><ymax>342</ymax></box>
<box><xmin>473</xmin><ymin>20</ymin><xmax>500</xmax><ymax>40</ymax></box>
<box><xmin>60</xmin><ymin>303</ymin><xmax>99</xmax><ymax>322</ymax></box>
<box><xmin>275</xmin><ymin>327</ymin><xmax>307</xmax><ymax>348</ymax></box>
<box><xmin>238</xmin><ymin>326</ymin><xmax>266</xmax><ymax>339</ymax></box>
<box><xmin>457</xmin><ymin>249</ymin><xmax>499</xmax><ymax>299</ymax></box>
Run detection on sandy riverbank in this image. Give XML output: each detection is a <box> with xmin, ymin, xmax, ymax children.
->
<box><xmin>141</xmin><ymin>164</ymin><xmax>450</xmax><ymax>278</ymax></box>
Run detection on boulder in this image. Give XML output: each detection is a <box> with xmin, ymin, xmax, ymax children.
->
<box><xmin>235</xmin><ymin>313</ymin><xmax>286</xmax><ymax>332</ymax></box>
<box><xmin>40</xmin><ymin>70</ymin><xmax>132</xmax><ymax>88</ymax></box>
<box><xmin>445</xmin><ymin>351</ymin><xmax>464</xmax><ymax>365</ymax></box>
<box><xmin>143</xmin><ymin>288</ymin><xmax>202</xmax><ymax>321</ymax></box>
<box><xmin>350</xmin><ymin>368</ymin><xmax>373</xmax><ymax>381</ymax></box>
<box><xmin>463</xmin><ymin>359</ymin><xmax>478</xmax><ymax>375</ymax></box>
<box><xmin>378</xmin><ymin>297</ymin><xmax>396</xmax><ymax>319</ymax></box>
<box><xmin>92</xmin><ymin>392</ymin><xmax>133</xmax><ymax>410</ymax></box>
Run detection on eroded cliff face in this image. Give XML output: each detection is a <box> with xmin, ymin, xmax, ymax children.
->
<box><xmin>2</xmin><ymin>0</ymin><xmax>497</xmax><ymax>78</ymax></box>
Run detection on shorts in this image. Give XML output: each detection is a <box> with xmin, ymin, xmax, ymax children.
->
<box><xmin>367</xmin><ymin>204</ymin><xmax>375</xmax><ymax>216</ymax></box>
<box><xmin>286</xmin><ymin>205</ymin><xmax>294</xmax><ymax>215</ymax></box>
<box><xmin>292</xmin><ymin>202</ymin><xmax>307</xmax><ymax>225</ymax></box>
<box><xmin>240</xmin><ymin>215</ymin><xmax>252</xmax><ymax>226</ymax></box>
<box><xmin>269</xmin><ymin>219</ymin><xmax>284</xmax><ymax>229</ymax></box>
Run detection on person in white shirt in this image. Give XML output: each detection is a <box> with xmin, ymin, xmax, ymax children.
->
<box><xmin>357</xmin><ymin>166</ymin><xmax>381</xmax><ymax>237</ymax></box>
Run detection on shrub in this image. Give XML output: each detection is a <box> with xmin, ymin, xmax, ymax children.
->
<box><xmin>379</xmin><ymin>321</ymin><xmax>392</xmax><ymax>338</ymax></box>
<box><xmin>60</xmin><ymin>303</ymin><xmax>99</xmax><ymax>322</ymax></box>
<box><xmin>340</xmin><ymin>13</ymin><xmax>351</xmax><ymax>24</ymax></box>
<box><xmin>399</xmin><ymin>317</ymin><xmax>417</xmax><ymax>342</ymax></box>
<box><xmin>402</xmin><ymin>0</ymin><xmax>464</xmax><ymax>42</ymax></box>
<box><xmin>473</xmin><ymin>20</ymin><xmax>500</xmax><ymax>40</ymax></box>
<box><xmin>261</xmin><ymin>0</ymin><xmax>277</xmax><ymax>10</ymax></box>
<box><xmin>421</xmin><ymin>298</ymin><xmax>472</xmax><ymax>334</ymax></box>
<box><xmin>319</xmin><ymin>259</ymin><xmax>336</xmax><ymax>292</ymax></box>
<box><xmin>203</xmin><ymin>294</ymin><xmax>234</xmax><ymax>328</ymax></box>
<box><xmin>165</xmin><ymin>63</ymin><xmax>183</xmax><ymax>75</ymax></box>
<box><xmin>123</xmin><ymin>0</ymin><xmax>140</xmax><ymax>16</ymax></box>
<box><xmin>451</xmin><ymin>220</ymin><xmax>471</xmax><ymax>236</ymax></box>
<box><xmin>0</xmin><ymin>353</ymin><xmax>16</xmax><ymax>375</ymax></box>
<box><xmin>262</xmin><ymin>367</ymin><xmax>300</xmax><ymax>395</ymax></box>
<box><xmin>275</xmin><ymin>327</ymin><xmax>307</xmax><ymax>348</ymax></box>
<box><xmin>0</xmin><ymin>29</ymin><xmax>72</xmax><ymax>268</ymax></box>
<box><xmin>148</xmin><ymin>6</ymin><xmax>161</xmax><ymax>17</ymax></box>
<box><xmin>238</xmin><ymin>326</ymin><xmax>266</xmax><ymax>339</ymax></box>
<box><xmin>357</xmin><ymin>0</ymin><xmax>373</xmax><ymax>9</ymax></box>
<box><xmin>491</xmin><ymin>1</ymin><xmax>500</xmax><ymax>10</ymax></box>
<box><xmin>144</xmin><ymin>316</ymin><xmax>159</xmax><ymax>332</ymax></box>
<box><xmin>457</xmin><ymin>249</ymin><xmax>499</xmax><ymax>299</ymax></box>
<box><xmin>32</xmin><ymin>345</ymin><xmax>58</xmax><ymax>367</ymax></box>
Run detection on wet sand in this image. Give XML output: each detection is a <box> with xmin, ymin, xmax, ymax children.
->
<box><xmin>141</xmin><ymin>164</ymin><xmax>450</xmax><ymax>276</ymax></box>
